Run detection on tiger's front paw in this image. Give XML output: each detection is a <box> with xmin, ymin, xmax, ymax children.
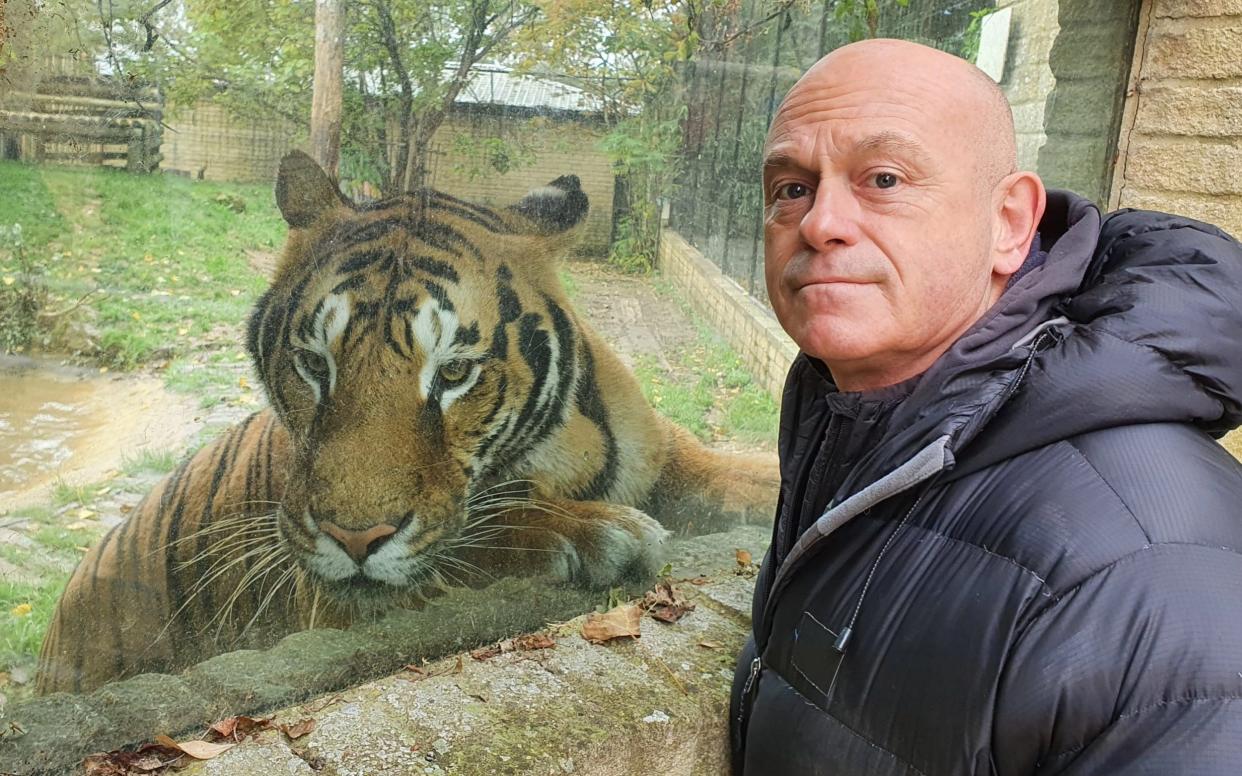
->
<box><xmin>551</xmin><ymin>506</ymin><xmax>670</xmax><ymax>589</ymax></box>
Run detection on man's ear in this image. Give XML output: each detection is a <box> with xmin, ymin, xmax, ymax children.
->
<box><xmin>991</xmin><ymin>171</ymin><xmax>1046</xmax><ymax>278</ymax></box>
<box><xmin>275</xmin><ymin>151</ymin><xmax>351</xmax><ymax>228</ymax></box>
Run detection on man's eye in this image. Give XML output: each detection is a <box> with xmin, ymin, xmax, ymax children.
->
<box><xmin>873</xmin><ymin>172</ymin><xmax>900</xmax><ymax>189</ymax></box>
<box><xmin>774</xmin><ymin>182</ymin><xmax>811</xmax><ymax>201</ymax></box>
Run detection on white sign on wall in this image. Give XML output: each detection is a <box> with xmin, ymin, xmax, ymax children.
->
<box><xmin>975</xmin><ymin>8</ymin><xmax>1013</xmax><ymax>83</ymax></box>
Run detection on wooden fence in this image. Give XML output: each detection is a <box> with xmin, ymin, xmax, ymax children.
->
<box><xmin>0</xmin><ymin>75</ymin><xmax>164</xmax><ymax>172</ymax></box>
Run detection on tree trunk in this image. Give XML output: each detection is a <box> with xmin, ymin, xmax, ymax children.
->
<box><xmin>310</xmin><ymin>0</ymin><xmax>345</xmax><ymax>177</ymax></box>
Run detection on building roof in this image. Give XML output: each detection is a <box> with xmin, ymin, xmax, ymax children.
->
<box><xmin>451</xmin><ymin>64</ymin><xmax>603</xmax><ymax>115</ymax></box>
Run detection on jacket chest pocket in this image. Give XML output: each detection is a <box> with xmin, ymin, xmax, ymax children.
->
<box><xmin>789</xmin><ymin>610</ymin><xmax>847</xmax><ymax>710</ymax></box>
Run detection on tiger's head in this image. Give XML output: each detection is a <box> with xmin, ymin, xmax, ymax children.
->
<box><xmin>247</xmin><ymin>151</ymin><xmax>591</xmax><ymax>600</ymax></box>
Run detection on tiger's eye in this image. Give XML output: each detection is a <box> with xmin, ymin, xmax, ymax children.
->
<box><xmin>299</xmin><ymin>350</ymin><xmax>330</xmax><ymax>382</ymax></box>
<box><xmin>438</xmin><ymin>360</ymin><xmax>471</xmax><ymax>384</ymax></box>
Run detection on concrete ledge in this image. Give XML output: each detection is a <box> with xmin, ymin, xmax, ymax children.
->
<box><xmin>0</xmin><ymin>527</ymin><xmax>768</xmax><ymax>775</ymax></box>
<box><xmin>658</xmin><ymin>230</ymin><xmax>797</xmax><ymax>401</ymax></box>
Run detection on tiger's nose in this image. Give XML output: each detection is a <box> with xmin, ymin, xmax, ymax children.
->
<box><xmin>319</xmin><ymin>521</ymin><xmax>398</xmax><ymax>563</ymax></box>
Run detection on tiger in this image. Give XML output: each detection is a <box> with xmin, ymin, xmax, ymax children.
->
<box><xmin>35</xmin><ymin>151</ymin><xmax>780</xmax><ymax>695</ymax></box>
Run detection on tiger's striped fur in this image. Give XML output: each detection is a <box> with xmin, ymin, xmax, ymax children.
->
<box><xmin>36</xmin><ymin>152</ymin><xmax>779</xmax><ymax>695</ymax></box>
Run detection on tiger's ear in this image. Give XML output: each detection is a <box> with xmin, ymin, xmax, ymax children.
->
<box><xmin>275</xmin><ymin>151</ymin><xmax>351</xmax><ymax>228</ymax></box>
<box><xmin>507</xmin><ymin>175</ymin><xmax>589</xmax><ymax>234</ymax></box>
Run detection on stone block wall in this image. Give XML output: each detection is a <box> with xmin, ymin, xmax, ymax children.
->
<box><xmin>996</xmin><ymin>0</ymin><xmax>1060</xmax><ymax>171</ymax></box>
<box><xmin>996</xmin><ymin>0</ymin><xmax>1141</xmax><ymax>206</ymax></box>
<box><xmin>659</xmin><ymin>230</ymin><xmax>797</xmax><ymax>402</ymax></box>
<box><xmin>1113</xmin><ymin>0</ymin><xmax>1242</xmax><ymax>238</ymax></box>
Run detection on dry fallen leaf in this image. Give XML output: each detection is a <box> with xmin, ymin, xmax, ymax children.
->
<box><xmin>83</xmin><ymin>742</ymin><xmax>184</xmax><ymax>775</ymax></box>
<box><xmin>514</xmin><ymin>633</ymin><xmax>556</xmax><ymax>651</ymax></box>
<box><xmin>642</xmin><ymin>581</ymin><xmax>696</xmax><ymax>624</ymax></box>
<box><xmin>470</xmin><ymin>643</ymin><xmax>503</xmax><ymax>661</ymax></box>
<box><xmin>698</xmin><ymin>641</ymin><xmax>724</xmax><ymax>650</ymax></box>
<box><xmin>281</xmin><ymin>718</ymin><xmax>316</xmax><ymax>740</ymax></box>
<box><xmin>208</xmin><ymin>714</ymin><xmax>274</xmax><ymax>743</ymax></box>
<box><xmin>581</xmin><ymin>603</ymin><xmax>643</xmax><ymax>644</ymax></box>
<box><xmin>153</xmin><ymin>734</ymin><xmax>235</xmax><ymax>760</ymax></box>
<box><xmin>472</xmin><ymin>632</ymin><xmax>557</xmax><ymax>660</ymax></box>
<box><xmin>735</xmin><ymin>549</ymin><xmax>753</xmax><ymax>567</ymax></box>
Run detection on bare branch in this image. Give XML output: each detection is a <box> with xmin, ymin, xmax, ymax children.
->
<box><xmin>139</xmin><ymin>0</ymin><xmax>174</xmax><ymax>52</ymax></box>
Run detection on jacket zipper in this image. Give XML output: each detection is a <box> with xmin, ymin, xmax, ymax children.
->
<box><xmin>756</xmin><ymin>329</ymin><xmax>1056</xmax><ymax>650</ymax></box>
<box><xmin>736</xmin><ymin>655</ymin><xmax>763</xmax><ymax>738</ymax></box>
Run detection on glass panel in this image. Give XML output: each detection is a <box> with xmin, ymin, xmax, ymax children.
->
<box><xmin>0</xmin><ymin>0</ymin><xmax>1136</xmax><ymax>767</ymax></box>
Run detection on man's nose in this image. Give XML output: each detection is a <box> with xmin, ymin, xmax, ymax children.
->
<box><xmin>799</xmin><ymin>182</ymin><xmax>861</xmax><ymax>250</ymax></box>
<box><xmin>319</xmin><ymin>520</ymin><xmax>398</xmax><ymax>563</ymax></box>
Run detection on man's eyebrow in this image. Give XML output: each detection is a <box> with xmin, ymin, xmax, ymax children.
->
<box><xmin>854</xmin><ymin>131</ymin><xmax>931</xmax><ymax>161</ymax></box>
<box><xmin>762</xmin><ymin>151</ymin><xmax>805</xmax><ymax>174</ymax></box>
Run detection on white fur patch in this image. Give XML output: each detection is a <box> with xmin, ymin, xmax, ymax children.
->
<box><xmin>291</xmin><ymin>293</ymin><xmax>351</xmax><ymax>402</ymax></box>
<box><xmin>361</xmin><ymin>516</ymin><xmax>423</xmax><ymax>585</ymax></box>
<box><xmin>411</xmin><ymin>299</ymin><xmax>482</xmax><ymax>410</ymax></box>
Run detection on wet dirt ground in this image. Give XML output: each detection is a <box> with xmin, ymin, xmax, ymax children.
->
<box><xmin>0</xmin><ymin>356</ymin><xmax>201</xmax><ymax>512</ymax></box>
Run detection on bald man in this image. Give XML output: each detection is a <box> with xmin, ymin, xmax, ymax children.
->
<box><xmin>731</xmin><ymin>40</ymin><xmax>1242</xmax><ymax>774</ymax></box>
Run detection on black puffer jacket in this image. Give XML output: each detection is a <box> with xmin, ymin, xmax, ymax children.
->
<box><xmin>731</xmin><ymin>192</ymin><xmax>1242</xmax><ymax>775</ymax></box>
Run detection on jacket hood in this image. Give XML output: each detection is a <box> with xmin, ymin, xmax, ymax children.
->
<box><xmin>953</xmin><ymin>198</ymin><xmax>1242</xmax><ymax>478</ymax></box>
<box><xmin>793</xmin><ymin>190</ymin><xmax>1242</xmax><ymax>496</ymax></box>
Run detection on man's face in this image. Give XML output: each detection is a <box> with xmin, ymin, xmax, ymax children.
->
<box><xmin>763</xmin><ymin>54</ymin><xmax>1004</xmax><ymax>390</ymax></box>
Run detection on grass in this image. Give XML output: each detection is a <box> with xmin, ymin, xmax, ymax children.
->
<box><xmin>50</xmin><ymin>478</ymin><xmax>111</xmax><ymax>509</ymax></box>
<box><xmin>164</xmin><ymin>351</ymin><xmax>255</xmax><ymax>409</ymax></box>
<box><xmin>0</xmin><ymin>506</ymin><xmax>107</xmax><ymax>700</ymax></box>
<box><xmin>558</xmin><ymin>268</ymin><xmax>580</xmax><ymax>300</ymax></box>
<box><xmin>120</xmin><ymin>447</ymin><xmax>181</xmax><ymax>476</ymax></box>
<box><xmin>632</xmin><ymin>280</ymin><xmax>780</xmax><ymax>447</ymax></box>
<box><xmin>0</xmin><ymin>160</ymin><xmax>283</xmax><ymax>368</ymax></box>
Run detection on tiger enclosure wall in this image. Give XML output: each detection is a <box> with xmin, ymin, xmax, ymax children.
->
<box><xmin>423</xmin><ymin>113</ymin><xmax>616</xmax><ymax>258</ymax></box>
<box><xmin>160</xmin><ymin>102</ymin><xmax>299</xmax><ymax>184</ymax></box>
<box><xmin>160</xmin><ymin>105</ymin><xmax>616</xmax><ymax>257</ymax></box>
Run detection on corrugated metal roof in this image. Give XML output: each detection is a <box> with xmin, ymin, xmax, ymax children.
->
<box><xmin>452</xmin><ymin>65</ymin><xmax>603</xmax><ymax>114</ymax></box>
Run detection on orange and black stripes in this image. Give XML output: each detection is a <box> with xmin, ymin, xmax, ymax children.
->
<box><xmin>37</xmin><ymin>161</ymin><xmax>780</xmax><ymax>696</ymax></box>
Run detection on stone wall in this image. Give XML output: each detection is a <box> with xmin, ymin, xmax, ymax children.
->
<box><xmin>658</xmin><ymin>230</ymin><xmax>797</xmax><ymax>402</ymax></box>
<box><xmin>1112</xmin><ymin>0</ymin><xmax>1242</xmax><ymax>239</ymax></box>
<box><xmin>996</xmin><ymin>0</ymin><xmax>1060</xmax><ymax>171</ymax></box>
<box><xmin>1036</xmin><ymin>0</ymin><xmax>1142</xmax><ymax>205</ymax></box>
<box><xmin>160</xmin><ymin>102</ymin><xmax>299</xmax><ymax>185</ymax></box>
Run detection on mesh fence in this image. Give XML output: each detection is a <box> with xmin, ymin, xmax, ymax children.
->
<box><xmin>669</xmin><ymin>0</ymin><xmax>993</xmax><ymax>304</ymax></box>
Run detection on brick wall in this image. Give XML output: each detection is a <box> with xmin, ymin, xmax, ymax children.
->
<box><xmin>161</xmin><ymin>103</ymin><xmax>298</xmax><ymax>184</ymax></box>
<box><xmin>427</xmin><ymin>114</ymin><xmax>616</xmax><ymax>257</ymax></box>
<box><xmin>659</xmin><ymin>230</ymin><xmax>797</xmax><ymax>401</ymax></box>
<box><xmin>1111</xmin><ymin>0</ymin><xmax>1242</xmax><ymax>239</ymax></box>
<box><xmin>162</xmin><ymin>105</ymin><xmax>616</xmax><ymax>256</ymax></box>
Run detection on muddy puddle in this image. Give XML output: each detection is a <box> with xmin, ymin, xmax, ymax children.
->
<box><xmin>0</xmin><ymin>356</ymin><xmax>200</xmax><ymax>511</ymax></box>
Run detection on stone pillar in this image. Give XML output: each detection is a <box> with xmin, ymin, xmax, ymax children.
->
<box><xmin>1112</xmin><ymin>0</ymin><xmax>1242</xmax><ymax>238</ymax></box>
<box><xmin>1036</xmin><ymin>0</ymin><xmax>1143</xmax><ymax>205</ymax></box>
